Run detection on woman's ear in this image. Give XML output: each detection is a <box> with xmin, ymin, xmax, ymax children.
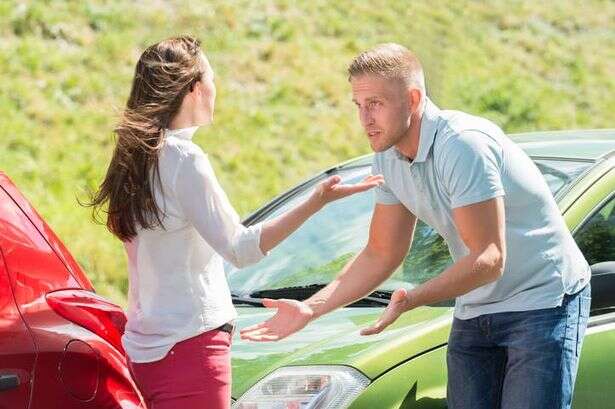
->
<box><xmin>188</xmin><ymin>80</ymin><xmax>208</xmax><ymax>105</ymax></box>
<box><xmin>190</xmin><ymin>79</ymin><xmax>202</xmax><ymax>95</ymax></box>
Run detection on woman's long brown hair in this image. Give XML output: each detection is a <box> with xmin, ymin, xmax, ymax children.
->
<box><xmin>85</xmin><ymin>36</ymin><xmax>205</xmax><ymax>241</ymax></box>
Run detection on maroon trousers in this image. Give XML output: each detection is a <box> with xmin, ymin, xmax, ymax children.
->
<box><xmin>128</xmin><ymin>329</ymin><xmax>232</xmax><ymax>409</ymax></box>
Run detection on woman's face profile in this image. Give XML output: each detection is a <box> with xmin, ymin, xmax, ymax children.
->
<box><xmin>196</xmin><ymin>53</ymin><xmax>216</xmax><ymax>124</ymax></box>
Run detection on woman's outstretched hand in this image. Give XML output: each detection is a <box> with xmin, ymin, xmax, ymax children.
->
<box><xmin>311</xmin><ymin>174</ymin><xmax>384</xmax><ymax>208</ymax></box>
<box><xmin>257</xmin><ymin>174</ymin><xmax>384</xmax><ymax>255</ymax></box>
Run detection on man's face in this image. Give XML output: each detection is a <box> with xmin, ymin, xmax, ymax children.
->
<box><xmin>351</xmin><ymin>74</ymin><xmax>411</xmax><ymax>152</ymax></box>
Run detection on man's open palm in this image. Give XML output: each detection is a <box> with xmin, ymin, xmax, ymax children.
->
<box><xmin>240</xmin><ymin>298</ymin><xmax>314</xmax><ymax>342</ymax></box>
<box><xmin>360</xmin><ymin>288</ymin><xmax>412</xmax><ymax>335</ymax></box>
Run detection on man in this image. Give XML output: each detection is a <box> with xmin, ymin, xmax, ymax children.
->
<box><xmin>240</xmin><ymin>43</ymin><xmax>591</xmax><ymax>409</ymax></box>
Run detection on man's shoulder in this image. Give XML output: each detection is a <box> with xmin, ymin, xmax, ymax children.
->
<box><xmin>438</xmin><ymin>109</ymin><xmax>504</xmax><ymax>140</ymax></box>
<box><xmin>433</xmin><ymin>110</ymin><xmax>506</xmax><ymax>159</ymax></box>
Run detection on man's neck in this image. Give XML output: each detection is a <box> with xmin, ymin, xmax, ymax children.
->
<box><xmin>395</xmin><ymin>111</ymin><xmax>423</xmax><ymax>160</ymax></box>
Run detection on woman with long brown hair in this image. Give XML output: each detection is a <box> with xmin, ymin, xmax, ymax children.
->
<box><xmin>88</xmin><ymin>35</ymin><xmax>382</xmax><ymax>409</ymax></box>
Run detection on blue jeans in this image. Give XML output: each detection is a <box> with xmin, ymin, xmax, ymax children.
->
<box><xmin>447</xmin><ymin>284</ymin><xmax>591</xmax><ymax>409</ymax></box>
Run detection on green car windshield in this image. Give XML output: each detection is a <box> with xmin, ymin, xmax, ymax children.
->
<box><xmin>228</xmin><ymin>158</ymin><xmax>592</xmax><ymax>296</ymax></box>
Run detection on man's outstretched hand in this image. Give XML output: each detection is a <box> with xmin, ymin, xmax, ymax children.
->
<box><xmin>360</xmin><ymin>288</ymin><xmax>413</xmax><ymax>335</ymax></box>
<box><xmin>240</xmin><ymin>298</ymin><xmax>315</xmax><ymax>342</ymax></box>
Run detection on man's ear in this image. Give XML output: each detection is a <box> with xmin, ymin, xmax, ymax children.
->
<box><xmin>407</xmin><ymin>88</ymin><xmax>422</xmax><ymax>114</ymax></box>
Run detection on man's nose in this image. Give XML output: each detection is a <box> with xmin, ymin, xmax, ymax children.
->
<box><xmin>360</xmin><ymin>107</ymin><xmax>374</xmax><ymax>127</ymax></box>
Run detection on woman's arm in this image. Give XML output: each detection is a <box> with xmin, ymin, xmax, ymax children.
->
<box><xmin>174</xmin><ymin>150</ymin><xmax>382</xmax><ymax>268</ymax></box>
<box><xmin>259</xmin><ymin>174</ymin><xmax>384</xmax><ymax>253</ymax></box>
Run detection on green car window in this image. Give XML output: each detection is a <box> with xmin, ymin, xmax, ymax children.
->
<box><xmin>575</xmin><ymin>195</ymin><xmax>615</xmax><ymax>266</ymax></box>
<box><xmin>228</xmin><ymin>158</ymin><xmax>593</xmax><ymax>296</ymax></box>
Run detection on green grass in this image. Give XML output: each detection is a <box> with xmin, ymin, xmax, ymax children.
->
<box><xmin>1</xmin><ymin>0</ymin><xmax>613</xmax><ymax>306</ymax></box>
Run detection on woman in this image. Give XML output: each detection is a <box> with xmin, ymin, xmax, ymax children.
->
<box><xmin>88</xmin><ymin>36</ymin><xmax>382</xmax><ymax>409</ymax></box>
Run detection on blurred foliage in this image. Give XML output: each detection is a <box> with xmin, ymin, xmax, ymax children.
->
<box><xmin>0</xmin><ymin>0</ymin><xmax>613</xmax><ymax>305</ymax></box>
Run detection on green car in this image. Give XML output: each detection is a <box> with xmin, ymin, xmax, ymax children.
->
<box><xmin>227</xmin><ymin>129</ymin><xmax>615</xmax><ymax>409</ymax></box>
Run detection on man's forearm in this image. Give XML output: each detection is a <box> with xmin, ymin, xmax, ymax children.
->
<box><xmin>406</xmin><ymin>245</ymin><xmax>504</xmax><ymax>309</ymax></box>
<box><xmin>305</xmin><ymin>247</ymin><xmax>401</xmax><ymax>319</ymax></box>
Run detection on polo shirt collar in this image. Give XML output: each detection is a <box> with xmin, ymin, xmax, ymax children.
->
<box><xmin>393</xmin><ymin>97</ymin><xmax>440</xmax><ymax>163</ymax></box>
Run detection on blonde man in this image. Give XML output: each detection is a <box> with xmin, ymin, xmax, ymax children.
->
<box><xmin>241</xmin><ymin>43</ymin><xmax>591</xmax><ymax>409</ymax></box>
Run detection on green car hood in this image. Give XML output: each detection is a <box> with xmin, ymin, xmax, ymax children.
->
<box><xmin>231</xmin><ymin>305</ymin><xmax>453</xmax><ymax>398</ymax></box>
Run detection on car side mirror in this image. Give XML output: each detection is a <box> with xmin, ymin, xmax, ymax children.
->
<box><xmin>590</xmin><ymin>261</ymin><xmax>615</xmax><ymax>314</ymax></box>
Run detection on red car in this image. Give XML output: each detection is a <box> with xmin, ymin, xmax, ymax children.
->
<box><xmin>0</xmin><ymin>171</ymin><xmax>144</xmax><ymax>408</ymax></box>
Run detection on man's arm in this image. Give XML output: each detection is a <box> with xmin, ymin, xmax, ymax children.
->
<box><xmin>240</xmin><ymin>203</ymin><xmax>417</xmax><ymax>342</ymax></box>
<box><xmin>306</xmin><ymin>203</ymin><xmax>417</xmax><ymax>318</ymax></box>
<box><xmin>361</xmin><ymin>196</ymin><xmax>506</xmax><ymax>335</ymax></box>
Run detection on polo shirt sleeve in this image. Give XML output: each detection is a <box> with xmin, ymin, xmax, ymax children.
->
<box><xmin>173</xmin><ymin>149</ymin><xmax>268</xmax><ymax>269</ymax></box>
<box><xmin>372</xmin><ymin>154</ymin><xmax>401</xmax><ymax>205</ymax></box>
<box><xmin>437</xmin><ymin>131</ymin><xmax>506</xmax><ymax>208</ymax></box>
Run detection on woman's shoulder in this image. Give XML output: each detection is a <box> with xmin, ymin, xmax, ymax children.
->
<box><xmin>161</xmin><ymin>136</ymin><xmax>207</xmax><ymax>161</ymax></box>
<box><xmin>159</xmin><ymin>137</ymin><xmax>215</xmax><ymax>184</ymax></box>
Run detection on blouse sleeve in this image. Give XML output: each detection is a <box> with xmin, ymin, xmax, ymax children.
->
<box><xmin>173</xmin><ymin>150</ymin><xmax>267</xmax><ymax>268</ymax></box>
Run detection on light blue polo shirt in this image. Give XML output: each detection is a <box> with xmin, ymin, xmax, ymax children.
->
<box><xmin>373</xmin><ymin>98</ymin><xmax>590</xmax><ymax>319</ymax></box>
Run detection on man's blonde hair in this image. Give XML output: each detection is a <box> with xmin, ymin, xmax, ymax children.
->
<box><xmin>348</xmin><ymin>43</ymin><xmax>425</xmax><ymax>92</ymax></box>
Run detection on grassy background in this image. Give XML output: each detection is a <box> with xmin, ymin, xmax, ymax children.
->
<box><xmin>1</xmin><ymin>0</ymin><xmax>613</xmax><ymax>306</ymax></box>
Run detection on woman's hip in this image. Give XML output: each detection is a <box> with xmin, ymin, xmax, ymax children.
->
<box><xmin>128</xmin><ymin>327</ymin><xmax>233</xmax><ymax>409</ymax></box>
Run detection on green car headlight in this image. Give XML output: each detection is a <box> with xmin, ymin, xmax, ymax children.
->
<box><xmin>233</xmin><ymin>365</ymin><xmax>370</xmax><ymax>408</ymax></box>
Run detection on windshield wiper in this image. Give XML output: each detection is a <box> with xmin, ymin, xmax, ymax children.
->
<box><xmin>243</xmin><ymin>286</ymin><xmax>455</xmax><ymax>308</ymax></box>
<box><xmin>231</xmin><ymin>293</ymin><xmax>264</xmax><ymax>306</ymax></box>
<box><xmin>249</xmin><ymin>285</ymin><xmax>391</xmax><ymax>307</ymax></box>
